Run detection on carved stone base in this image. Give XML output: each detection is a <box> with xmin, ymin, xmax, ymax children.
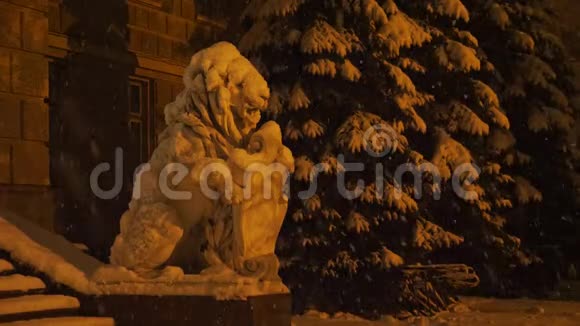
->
<box><xmin>79</xmin><ymin>293</ymin><xmax>292</xmax><ymax>326</ymax></box>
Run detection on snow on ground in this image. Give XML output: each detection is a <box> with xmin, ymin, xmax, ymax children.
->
<box><xmin>0</xmin><ymin>214</ymin><xmax>101</xmax><ymax>294</ymax></box>
<box><xmin>0</xmin><ymin>317</ymin><xmax>115</xmax><ymax>326</ymax></box>
<box><xmin>0</xmin><ymin>260</ymin><xmax>13</xmax><ymax>274</ymax></box>
<box><xmin>0</xmin><ymin>295</ymin><xmax>79</xmax><ymax>316</ymax></box>
<box><xmin>293</xmin><ymin>297</ymin><xmax>580</xmax><ymax>326</ymax></box>
<box><xmin>0</xmin><ymin>213</ymin><xmax>287</xmax><ymax>299</ymax></box>
<box><xmin>2</xmin><ymin>212</ymin><xmax>579</xmax><ymax>324</ymax></box>
<box><xmin>0</xmin><ymin>275</ymin><xmax>45</xmax><ymax>292</ymax></box>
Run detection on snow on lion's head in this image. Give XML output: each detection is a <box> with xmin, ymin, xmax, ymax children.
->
<box><xmin>166</xmin><ymin>42</ymin><xmax>270</xmax><ymax>144</ymax></box>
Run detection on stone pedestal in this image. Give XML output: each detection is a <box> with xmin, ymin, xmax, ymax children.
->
<box><xmin>79</xmin><ymin>293</ymin><xmax>291</xmax><ymax>326</ymax></box>
<box><xmin>557</xmin><ymin>280</ymin><xmax>580</xmax><ymax>300</ymax></box>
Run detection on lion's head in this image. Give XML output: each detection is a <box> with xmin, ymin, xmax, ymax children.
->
<box><xmin>178</xmin><ymin>42</ymin><xmax>270</xmax><ymax>143</ymax></box>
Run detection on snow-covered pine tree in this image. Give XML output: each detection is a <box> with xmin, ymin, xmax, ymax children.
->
<box><xmin>462</xmin><ymin>0</ymin><xmax>580</xmax><ymax>293</ymax></box>
<box><xmin>391</xmin><ymin>1</ymin><xmax>545</xmax><ymax>296</ymax></box>
<box><xmin>236</xmin><ymin>0</ymin><xmax>542</xmax><ymax>315</ymax></box>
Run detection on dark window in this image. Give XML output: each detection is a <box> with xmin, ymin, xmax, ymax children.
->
<box><xmin>126</xmin><ymin>77</ymin><xmax>154</xmax><ymax>196</ymax></box>
<box><xmin>129</xmin><ymin>84</ymin><xmax>142</xmax><ymax>115</ymax></box>
<box><xmin>129</xmin><ymin>120</ymin><xmax>143</xmax><ymax>161</ymax></box>
<box><xmin>128</xmin><ymin>78</ymin><xmax>153</xmax><ymax>163</ymax></box>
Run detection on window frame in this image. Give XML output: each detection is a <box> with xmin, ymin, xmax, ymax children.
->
<box><xmin>127</xmin><ymin>77</ymin><xmax>154</xmax><ymax>163</ymax></box>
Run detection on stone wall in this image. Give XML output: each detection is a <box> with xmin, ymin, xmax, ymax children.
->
<box><xmin>48</xmin><ymin>0</ymin><xmax>206</xmax><ymax>64</ymax></box>
<box><xmin>0</xmin><ymin>0</ymin><xmax>576</xmax><ymax>260</ymax></box>
<box><xmin>0</xmin><ymin>0</ymin><xmax>228</xmax><ymax>257</ymax></box>
<box><xmin>0</xmin><ymin>0</ymin><xmax>54</xmax><ymax>230</ymax></box>
<box><xmin>43</xmin><ymin>0</ymin><xmax>222</xmax><ymax>258</ymax></box>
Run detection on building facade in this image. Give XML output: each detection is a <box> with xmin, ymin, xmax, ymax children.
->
<box><xmin>0</xmin><ymin>0</ymin><xmax>578</xmax><ymax>258</ymax></box>
<box><xmin>0</xmin><ymin>0</ymin><xmax>228</xmax><ymax>257</ymax></box>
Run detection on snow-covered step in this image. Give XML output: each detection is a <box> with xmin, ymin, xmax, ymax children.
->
<box><xmin>0</xmin><ymin>316</ymin><xmax>115</xmax><ymax>326</ymax></box>
<box><xmin>72</xmin><ymin>243</ymin><xmax>90</xmax><ymax>253</ymax></box>
<box><xmin>0</xmin><ymin>275</ymin><xmax>45</xmax><ymax>297</ymax></box>
<box><xmin>0</xmin><ymin>261</ymin><xmax>13</xmax><ymax>275</ymax></box>
<box><xmin>0</xmin><ymin>295</ymin><xmax>80</xmax><ymax>323</ymax></box>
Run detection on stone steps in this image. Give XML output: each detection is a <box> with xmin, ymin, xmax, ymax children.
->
<box><xmin>0</xmin><ymin>275</ymin><xmax>46</xmax><ymax>299</ymax></box>
<box><xmin>0</xmin><ymin>294</ymin><xmax>80</xmax><ymax>323</ymax></box>
<box><xmin>0</xmin><ymin>261</ymin><xmax>14</xmax><ymax>276</ymax></box>
<box><xmin>558</xmin><ymin>280</ymin><xmax>580</xmax><ymax>300</ymax></box>
<box><xmin>0</xmin><ymin>316</ymin><xmax>115</xmax><ymax>326</ymax></box>
<box><xmin>0</xmin><ymin>256</ymin><xmax>114</xmax><ymax>325</ymax></box>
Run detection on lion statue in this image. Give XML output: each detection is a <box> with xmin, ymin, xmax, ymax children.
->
<box><xmin>109</xmin><ymin>42</ymin><xmax>294</xmax><ymax>281</ymax></box>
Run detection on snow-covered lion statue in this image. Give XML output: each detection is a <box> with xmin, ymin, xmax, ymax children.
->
<box><xmin>109</xmin><ymin>42</ymin><xmax>294</xmax><ymax>281</ymax></box>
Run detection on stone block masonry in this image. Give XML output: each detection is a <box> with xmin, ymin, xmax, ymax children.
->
<box><xmin>0</xmin><ymin>144</ymin><xmax>10</xmax><ymax>184</ymax></box>
<box><xmin>0</xmin><ymin>96</ymin><xmax>48</xmax><ymax>143</ymax></box>
<box><xmin>80</xmin><ymin>294</ymin><xmax>292</xmax><ymax>326</ymax></box>
<box><xmin>11</xmin><ymin>51</ymin><xmax>49</xmax><ymax>97</ymax></box>
<box><xmin>167</xmin><ymin>14</ymin><xmax>187</xmax><ymax>40</ymax></box>
<box><xmin>0</xmin><ymin>96</ymin><xmax>21</xmax><ymax>139</ymax></box>
<box><xmin>126</xmin><ymin>0</ymin><xmax>195</xmax><ymax>62</ymax></box>
<box><xmin>12</xmin><ymin>140</ymin><xmax>49</xmax><ymax>186</ymax></box>
<box><xmin>148</xmin><ymin>10</ymin><xmax>167</xmax><ymax>34</ymax></box>
<box><xmin>0</xmin><ymin>0</ymin><xmax>49</xmax><ymax>185</ymax></box>
<box><xmin>0</xmin><ymin>5</ymin><xmax>21</xmax><ymax>48</ymax></box>
<box><xmin>0</xmin><ymin>0</ymin><xmax>52</xmax><ymax>230</ymax></box>
<box><xmin>0</xmin><ymin>49</ymin><xmax>10</xmax><ymax>92</ymax></box>
<box><xmin>22</xmin><ymin>9</ymin><xmax>48</xmax><ymax>52</ymax></box>
<box><xmin>0</xmin><ymin>0</ymin><xmax>227</xmax><ymax>239</ymax></box>
<box><xmin>21</xmin><ymin>98</ymin><xmax>48</xmax><ymax>142</ymax></box>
